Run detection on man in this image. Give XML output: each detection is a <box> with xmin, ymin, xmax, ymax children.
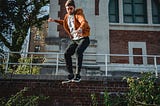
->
<box><xmin>48</xmin><ymin>0</ymin><xmax>90</xmax><ymax>82</ymax></box>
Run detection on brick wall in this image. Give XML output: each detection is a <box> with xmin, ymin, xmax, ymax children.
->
<box><xmin>110</xmin><ymin>30</ymin><xmax>160</xmax><ymax>64</ymax></box>
<box><xmin>0</xmin><ymin>75</ymin><xmax>128</xmax><ymax>106</ymax></box>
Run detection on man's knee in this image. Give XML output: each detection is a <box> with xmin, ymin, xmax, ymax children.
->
<box><xmin>64</xmin><ymin>51</ymin><xmax>73</xmax><ymax>58</ymax></box>
<box><xmin>64</xmin><ymin>52</ymin><xmax>68</xmax><ymax>57</ymax></box>
<box><xmin>76</xmin><ymin>49</ymin><xmax>83</xmax><ymax>57</ymax></box>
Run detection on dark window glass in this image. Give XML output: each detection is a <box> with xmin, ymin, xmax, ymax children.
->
<box><xmin>123</xmin><ymin>0</ymin><xmax>147</xmax><ymax>23</ymax></box>
<box><xmin>109</xmin><ymin>0</ymin><xmax>119</xmax><ymax>23</ymax></box>
<box><xmin>152</xmin><ymin>0</ymin><xmax>160</xmax><ymax>24</ymax></box>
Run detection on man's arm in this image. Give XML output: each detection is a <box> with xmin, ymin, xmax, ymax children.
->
<box><xmin>48</xmin><ymin>18</ymin><xmax>64</xmax><ymax>25</ymax></box>
<box><xmin>76</xmin><ymin>9</ymin><xmax>88</xmax><ymax>30</ymax></box>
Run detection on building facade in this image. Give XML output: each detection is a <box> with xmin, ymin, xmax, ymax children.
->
<box><xmin>29</xmin><ymin>21</ymin><xmax>48</xmax><ymax>63</ymax></box>
<box><xmin>44</xmin><ymin>0</ymin><xmax>160</xmax><ymax>75</ymax></box>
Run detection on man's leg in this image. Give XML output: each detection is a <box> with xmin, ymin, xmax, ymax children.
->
<box><xmin>64</xmin><ymin>41</ymin><xmax>77</xmax><ymax>80</ymax></box>
<box><xmin>75</xmin><ymin>37</ymin><xmax>90</xmax><ymax>77</ymax></box>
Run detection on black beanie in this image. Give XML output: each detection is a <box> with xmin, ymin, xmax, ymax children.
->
<box><xmin>65</xmin><ymin>0</ymin><xmax>75</xmax><ymax>7</ymax></box>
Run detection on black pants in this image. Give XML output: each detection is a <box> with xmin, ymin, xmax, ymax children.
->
<box><xmin>64</xmin><ymin>37</ymin><xmax>90</xmax><ymax>75</ymax></box>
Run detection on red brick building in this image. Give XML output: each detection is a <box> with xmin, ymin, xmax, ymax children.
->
<box><xmin>45</xmin><ymin>0</ymin><xmax>160</xmax><ymax>75</ymax></box>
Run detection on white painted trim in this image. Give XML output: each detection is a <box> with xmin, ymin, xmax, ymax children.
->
<box><xmin>119</xmin><ymin>0</ymin><xmax>123</xmax><ymax>24</ymax></box>
<box><xmin>48</xmin><ymin>0</ymin><xmax>60</xmax><ymax>37</ymax></box>
<box><xmin>109</xmin><ymin>0</ymin><xmax>160</xmax><ymax>31</ymax></box>
<box><xmin>147</xmin><ymin>0</ymin><xmax>153</xmax><ymax>24</ymax></box>
<box><xmin>128</xmin><ymin>42</ymin><xmax>147</xmax><ymax>65</ymax></box>
<box><xmin>109</xmin><ymin>23</ymin><xmax>160</xmax><ymax>31</ymax></box>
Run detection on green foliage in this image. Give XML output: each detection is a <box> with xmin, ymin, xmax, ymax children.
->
<box><xmin>104</xmin><ymin>91</ymin><xmax>110</xmax><ymax>106</ymax></box>
<box><xmin>125</xmin><ymin>72</ymin><xmax>160</xmax><ymax>106</ymax></box>
<box><xmin>0</xmin><ymin>0</ymin><xmax>49</xmax><ymax>62</ymax></box>
<box><xmin>0</xmin><ymin>64</ymin><xmax>5</xmax><ymax>75</ymax></box>
<box><xmin>0</xmin><ymin>53</ymin><xmax>5</xmax><ymax>75</ymax></box>
<box><xmin>91</xmin><ymin>91</ymin><xmax>126</xmax><ymax>106</ymax></box>
<box><xmin>91</xmin><ymin>93</ymin><xmax>98</xmax><ymax>106</ymax></box>
<box><xmin>9</xmin><ymin>57</ymin><xmax>41</xmax><ymax>74</ymax></box>
<box><xmin>0</xmin><ymin>87</ymin><xmax>49</xmax><ymax>106</ymax></box>
<box><xmin>91</xmin><ymin>72</ymin><xmax>160</xmax><ymax>106</ymax></box>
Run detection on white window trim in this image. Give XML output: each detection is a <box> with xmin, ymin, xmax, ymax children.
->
<box><xmin>128</xmin><ymin>42</ymin><xmax>147</xmax><ymax>65</ymax></box>
<box><xmin>109</xmin><ymin>0</ymin><xmax>160</xmax><ymax>31</ymax></box>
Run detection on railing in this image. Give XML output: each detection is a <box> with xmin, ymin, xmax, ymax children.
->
<box><xmin>0</xmin><ymin>53</ymin><xmax>6</xmax><ymax>65</ymax></box>
<box><xmin>1</xmin><ymin>51</ymin><xmax>160</xmax><ymax>77</ymax></box>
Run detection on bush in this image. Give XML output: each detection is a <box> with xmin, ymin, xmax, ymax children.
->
<box><xmin>125</xmin><ymin>72</ymin><xmax>160</xmax><ymax>106</ymax></box>
<box><xmin>0</xmin><ymin>87</ymin><xmax>49</xmax><ymax>106</ymax></box>
<box><xmin>91</xmin><ymin>72</ymin><xmax>160</xmax><ymax>106</ymax></box>
<box><xmin>9</xmin><ymin>57</ymin><xmax>41</xmax><ymax>74</ymax></box>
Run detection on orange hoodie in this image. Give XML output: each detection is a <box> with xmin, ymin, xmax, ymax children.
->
<box><xmin>54</xmin><ymin>8</ymin><xmax>90</xmax><ymax>38</ymax></box>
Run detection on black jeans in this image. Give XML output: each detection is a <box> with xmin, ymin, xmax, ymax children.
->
<box><xmin>64</xmin><ymin>37</ymin><xmax>90</xmax><ymax>75</ymax></box>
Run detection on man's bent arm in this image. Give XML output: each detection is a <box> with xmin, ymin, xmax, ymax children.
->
<box><xmin>54</xmin><ymin>19</ymin><xmax>64</xmax><ymax>25</ymax></box>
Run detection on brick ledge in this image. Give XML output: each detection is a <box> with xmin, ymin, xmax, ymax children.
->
<box><xmin>0</xmin><ymin>74</ymin><xmax>124</xmax><ymax>82</ymax></box>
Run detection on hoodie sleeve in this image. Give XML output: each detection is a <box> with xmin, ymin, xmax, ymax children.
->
<box><xmin>54</xmin><ymin>19</ymin><xmax>64</xmax><ymax>25</ymax></box>
<box><xmin>75</xmin><ymin>9</ymin><xmax>88</xmax><ymax>30</ymax></box>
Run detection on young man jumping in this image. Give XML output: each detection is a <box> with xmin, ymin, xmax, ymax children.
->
<box><xmin>48</xmin><ymin>0</ymin><xmax>90</xmax><ymax>82</ymax></box>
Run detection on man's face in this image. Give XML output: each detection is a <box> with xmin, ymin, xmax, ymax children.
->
<box><xmin>66</xmin><ymin>6</ymin><xmax>75</xmax><ymax>15</ymax></box>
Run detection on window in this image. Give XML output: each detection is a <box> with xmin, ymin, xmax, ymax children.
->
<box><xmin>34</xmin><ymin>45</ymin><xmax>40</xmax><ymax>52</ymax></box>
<box><xmin>34</xmin><ymin>35</ymin><xmax>41</xmax><ymax>41</ymax></box>
<box><xmin>109</xmin><ymin>0</ymin><xmax>119</xmax><ymax>23</ymax></box>
<box><xmin>128</xmin><ymin>42</ymin><xmax>147</xmax><ymax>65</ymax></box>
<box><xmin>133</xmin><ymin>48</ymin><xmax>143</xmax><ymax>64</ymax></box>
<box><xmin>152</xmin><ymin>0</ymin><xmax>160</xmax><ymax>24</ymax></box>
<box><xmin>123</xmin><ymin>0</ymin><xmax>147</xmax><ymax>23</ymax></box>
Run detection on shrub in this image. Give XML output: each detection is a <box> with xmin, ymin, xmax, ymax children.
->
<box><xmin>125</xmin><ymin>72</ymin><xmax>160</xmax><ymax>106</ymax></box>
<box><xmin>0</xmin><ymin>87</ymin><xmax>49</xmax><ymax>106</ymax></box>
<box><xmin>9</xmin><ymin>57</ymin><xmax>41</xmax><ymax>74</ymax></box>
<box><xmin>91</xmin><ymin>72</ymin><xmax>160</xmax><ymax>106</ymax></box>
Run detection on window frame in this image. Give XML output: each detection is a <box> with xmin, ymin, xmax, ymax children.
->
<box><xmin>123</xmin><ymin>0</ymin><xmax>147</xmax><ymax>24</ymax></box>
<box><xmin>109</xmin><ymin>0</ymin><xmax>119</xmax><ymax>23</ymax></box>
<box><xmin>151</xmin><ymin>0</ymin><xmax>160</xmax><ymax>24</ymax></box>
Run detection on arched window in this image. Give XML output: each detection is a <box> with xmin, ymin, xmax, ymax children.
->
<box><xmin>123</xmin><ymin>0</ymin><xmax>147</xmax><ymax>23</ymax></box>
<box><xmin>152</xmin><ymin>0</ymin><xmax>160</xmax><ymax>24</ymax></box>
<box><xmin>109</xmin><ymin>0</ymin><xmax>119</xmax><ymax>23</ymax></box>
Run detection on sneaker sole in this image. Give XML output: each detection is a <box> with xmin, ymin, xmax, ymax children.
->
<box><xmin>72</xmin><ymin>79</ymin><xmax>81</xmax><ymax>82</ymax></box>
<box><xmin>62</xmin><ymin>80</ymin><xmax>72</xmax><ymax>84</ymax></box>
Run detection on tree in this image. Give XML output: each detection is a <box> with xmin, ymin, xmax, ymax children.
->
<box><xmin>0</xmin><ymin>0</ymin><xmax>49</xmax><ymax>62</ymax></box>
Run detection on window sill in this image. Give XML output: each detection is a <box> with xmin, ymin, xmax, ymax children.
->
<box><xmin>109</xmin><ymin>23</ymin><xmax>160</xmax><ymax>31</ymax></box>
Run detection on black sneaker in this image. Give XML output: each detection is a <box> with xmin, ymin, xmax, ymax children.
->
<box><xmin>62</xmin><ymin>74</ymin><xmax>74</xmax><ymax>84</ymax></box>
<box><xmin>68</xmin><ymin>74</ymin><xmax>74</xmax><ymax>80</ymax></box>
<box><xmin>72</xmin><ymin>74</ymin><xmax>81</xmax><ymax>82</ymax></box>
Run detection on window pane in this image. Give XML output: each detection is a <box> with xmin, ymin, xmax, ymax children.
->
<box><xmin>152</xmin><ymin>8</ymin><xmax>158</xmax><ymax>15</ymax></box>
<box><xmin>123</xmin><ymin>0</ymin><xmax>147</xmax><ymax>23</ymax></box>
<box><xmin>153</xmin><ymin>17</ymin><xmax>158</xmax><ymax>24</ymax></box>
<box><xmin>152</xmin><ymin>0</ymin><xmax>160</xmax><ymax>24</ymax></box>
<box><xmin>124</xmin><ymin>16</ymin><xmax>133</xmax><ymax>23</ymax></box>
<box><xmin>152</xmin><ymin>17</ymin><xmax>159</xmax><ymax>24</ymax></box>
<box><xmin>109</xmin><ymin>7</ymin><xmax>116</xmax><ymax>14</ymax></box>
<box><xmin>134</xmin><ymin>0</ymin><xmax>144</xmax><ymax>3</ymax></box>
<box><xmin>109</xmin><ymin>15</ymin><xmax>117</xmax><ymax>22</ymax></box>
<box><xmin>135</xmin><ymin>16</ymin><xmax>145</xmax><ymax>23</ymax></box>
<box><xmin>123</xmin><ymin>0</ymin><xmax>132</xmax><ymax>3</ymax></box>
<box><xmin>134</xmin><ymin>4</ymin><xmax>144</xmax><ymax>15</ymax></box>
<box><xmin>124</xmin><ymin>4</ymin><xmax>132</xmax><ymax>14</ymax></box>
<box><xmin>109</xmin><ymin>0</ymin><xmax>119</xmax><ymax>23</ymax></box>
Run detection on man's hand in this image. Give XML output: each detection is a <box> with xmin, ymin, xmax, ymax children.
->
<box><xmin>70</xmin><ymin>35</ymin><xmax>74</xmax><ymax>39</ymax></box>
<box><xmin>48</xmin><ymin>18</ymin><xmax>55</xmax><ymax>22</ymax></box>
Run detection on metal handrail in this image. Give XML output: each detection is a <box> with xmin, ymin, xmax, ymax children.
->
<box><xmin>2</xmin><ymin>51</ymin><xmax>160</xmax><ymax>77</ymax></box>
